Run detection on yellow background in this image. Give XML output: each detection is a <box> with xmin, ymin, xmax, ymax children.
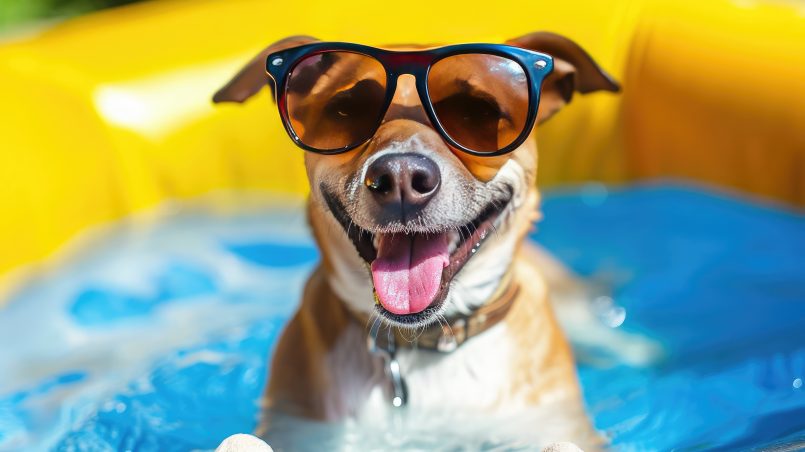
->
<box><xmin>0</xmin><ymin>0</ymin><xmax>803</xmax><ymax>294</ymax></box>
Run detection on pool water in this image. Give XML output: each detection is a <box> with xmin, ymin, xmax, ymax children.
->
<box><xmin>1</xmin><ymin>184</ymin><xmax>803</xmax><ymax>451</ymax></box>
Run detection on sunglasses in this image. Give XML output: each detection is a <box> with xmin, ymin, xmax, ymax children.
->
<box><xmin>265</xmin><ymin>42</ymin><xmax>554</xmax><ymax>157</ymax></box>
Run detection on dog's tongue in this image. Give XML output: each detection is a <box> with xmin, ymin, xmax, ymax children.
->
<box><xmin>371</xmin><ymin>233</ymin><xmax>450</xmax><ymax>315</ymax></box>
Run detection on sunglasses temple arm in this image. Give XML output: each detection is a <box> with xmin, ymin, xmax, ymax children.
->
<box><xmin>265</xmin><ymin>71</ymin><xmax>279</xmax><ymax>102</ymax></box>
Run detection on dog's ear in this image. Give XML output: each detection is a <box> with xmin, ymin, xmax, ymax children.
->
<box><xmin>506</xmin><ymin>32</ymin><xmax>620</xmax><ymax>123</ymax></box>
<box><xmin>212</xmin><ymin>35</ymin><xmax>318</xmax><ymax>104</ymax></box>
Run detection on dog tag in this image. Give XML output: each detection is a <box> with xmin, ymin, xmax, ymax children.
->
<box><xmin>367</xmin><ymin>324</ymin><xmax>408</xmax><ymax>408</ymax></box>
<box><xmin>387</xmin><ymin>357</ymin><xmax>408</xmax><ymax>408</ymax></box>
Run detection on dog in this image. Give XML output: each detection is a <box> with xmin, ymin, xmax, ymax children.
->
<box><xmin>213</xmin><ymin>32</ymin><xmax>620</xmax><ymax>450</ymax></box>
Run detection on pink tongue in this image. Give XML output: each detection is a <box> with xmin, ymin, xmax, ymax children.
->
<box><xmin>371</xmin><ymin>233</ymin><xmax>450</xmax><ymax>315</ymax></box>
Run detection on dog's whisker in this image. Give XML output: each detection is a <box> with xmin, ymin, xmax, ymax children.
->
<box><xmin>399</xmin><ymin>326</ymin><xmax>416</xmax><ymax>344</ymax></box>
<box><xmin>345</xmin><ymin>218</ymin><xmax>354</xmax><ymax>238</ymax></box>
<box><xmin>488</xmin><ymin>217</ymin><xmax>502</xmax><ymax>241</ymax></box>
<box><xmin>411</xmin><ymin>322</ymin><xmax>427</xmax><ymax>342</ymax></box>
<box><xmin>435</xmin><ymin>313</ymin><xmax>455</xmax><ymax>342</ymax></box>
<box><xmin>459</xmin><ymin>224</ymin><xmax>471</xmax><ymax>243</ymax></box>
<box><xmin>366</xmin><ymin>310</ymin><xmax>381</xmax><ymax>333</ymax></box>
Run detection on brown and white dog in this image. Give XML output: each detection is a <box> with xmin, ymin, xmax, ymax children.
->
<box><xmin>214</xmin><ymin>32</ymin><xmax>620</xmax><ymax>450</ymax></box>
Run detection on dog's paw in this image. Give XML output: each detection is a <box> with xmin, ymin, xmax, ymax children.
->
<box><xmin>215</xmin><ymin>434</ymin><xmax>273</xmax><ymax>452</ymax></box>
<box><xmin>542</xmin><ymin>442</ymin><xmax>584</xmax><ymax>452</ymax></box>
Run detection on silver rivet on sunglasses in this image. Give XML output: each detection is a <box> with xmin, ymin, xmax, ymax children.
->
<box><xmin>535</xmin><ymin>60</ymin><xmax>547</xmax><ymax>69</ymax></box>
<box><xmin>271</xmin><ymin>57</ymin><xmax>284</xmax><ymax>66</ymax></box>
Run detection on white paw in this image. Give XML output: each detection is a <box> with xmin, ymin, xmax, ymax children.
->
<box><xmin>542</xmin><ymin>441</ymin><xmax>584</xmax><ymax>452</ymax></box>
<box><xmin>215</xmin><ymin>433</ymin><xmax>273</xmax><ymax>452</ymax></box>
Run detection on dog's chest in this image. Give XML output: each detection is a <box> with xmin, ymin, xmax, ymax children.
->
<box><xmin>361</xmin><ymin>323</ymin><xmax>519</xmax><ymax>415</ymax></box>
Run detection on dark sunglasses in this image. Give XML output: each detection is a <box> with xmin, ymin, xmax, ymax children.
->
<box><xmin>265</xmin><ymin>42</ymin><xmax>554</xmax><ymax>156</ymax></box>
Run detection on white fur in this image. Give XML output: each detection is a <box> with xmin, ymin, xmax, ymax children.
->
<box><xmin>360</xmin><ymin>322</ymin><xmax>520</xmax><ymax>417</ymax></box>
<box><xmin>446</xmin><ymin>158</ymin><xmax>528</xmax><ymax>316</ymax></box>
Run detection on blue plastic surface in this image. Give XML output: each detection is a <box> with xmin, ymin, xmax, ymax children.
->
<box><xmin>1</xmin><ymin>183</ymin><xmax>803</xmax><ymax>451</ymax></box>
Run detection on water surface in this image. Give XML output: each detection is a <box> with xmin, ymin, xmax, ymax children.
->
<box><xmin>1</xmin><ymin>184</ymin><xmax>803</xmax><ymax>451</ymax></box>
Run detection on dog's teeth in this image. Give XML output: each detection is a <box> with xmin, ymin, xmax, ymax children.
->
<box><xmin>448</xmin><ymin>230</ymin><xmax>460</xmax><ymax>254</ymax></box>
<box><xmin>372</xmin><ymin>234</ymin><xmax>381</xmax><ymax>250</ymax></box>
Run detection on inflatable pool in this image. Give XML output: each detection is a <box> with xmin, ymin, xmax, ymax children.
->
<box><xmin>1</xmin><ymin>0</ymin><xmax>803</xmax><ymax>450</ymax></box>
<box><xmin>1</xmin><ymin>184</ymin><xmax>803</xmax><ymax>450</ymax></box>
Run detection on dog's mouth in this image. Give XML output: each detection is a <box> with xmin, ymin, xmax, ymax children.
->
<box><xmin>322</xmin><ymin>187</ymin><xmax>513</xmax><ymax>325</ymax></box>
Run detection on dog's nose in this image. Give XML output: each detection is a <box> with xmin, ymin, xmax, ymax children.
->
<box><xmin>364</xmin><ymin>153</ymin><xmax>441</xmax><ymax>214</ymax></box>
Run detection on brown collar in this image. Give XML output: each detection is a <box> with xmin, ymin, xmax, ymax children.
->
<box><xmin>352</xmin><ymin>277</ymin><xmax>520</xmax><ymax>353</ymax></box>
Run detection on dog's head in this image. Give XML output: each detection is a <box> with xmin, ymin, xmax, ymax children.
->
<box><xmin>214</xmin><ymin>32</ymin><xmax>618</xmax><ymax>328</ymax></box>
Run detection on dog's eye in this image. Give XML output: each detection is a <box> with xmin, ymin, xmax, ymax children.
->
<box><xmin>432</xmin><ymin>92</ymin><xmax>505</xmax><ymax>125</ymax></box>
<box><xmin>323</xmin><ymin>79</ymin><xmax>385</xmax><ymax>120</ymax></box>
<box><xmin>432</xmin><ymin>92</ymin><xmax>509</xmax><ymax>151</ymax></box>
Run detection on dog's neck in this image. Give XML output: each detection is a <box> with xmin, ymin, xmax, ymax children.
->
<box><xmin>351</xmin><ymin>270</ymin><xmax>520</xmax><ymax>352</ymax></box>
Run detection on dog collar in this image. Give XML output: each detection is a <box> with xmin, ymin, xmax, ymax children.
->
<box><xmin>357</xmin><ymin>277</ymin><xmax>519</xmax><ymax>408</ymax></box>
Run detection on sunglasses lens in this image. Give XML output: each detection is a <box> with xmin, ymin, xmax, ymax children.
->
<box><xmin>428</xmin><ymin>54</ymin><xmax>529</xmax><ymax>153</ymax></box>
<box><xmin>286</xmin><ymin>51</ymin><xmax>387</xmax><ymax>151</ymax></box>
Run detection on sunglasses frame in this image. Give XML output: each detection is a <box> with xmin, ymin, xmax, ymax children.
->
<box><xmin>265</xmin><ymin>42</ymin><xmax>554</xmax><ymax>156</ymax></box>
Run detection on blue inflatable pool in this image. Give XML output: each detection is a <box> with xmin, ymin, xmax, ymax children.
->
<box><xmin>1</xmin><ymin>183</ymin><xmax>803</xmax><ymax>451</ymax></box>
